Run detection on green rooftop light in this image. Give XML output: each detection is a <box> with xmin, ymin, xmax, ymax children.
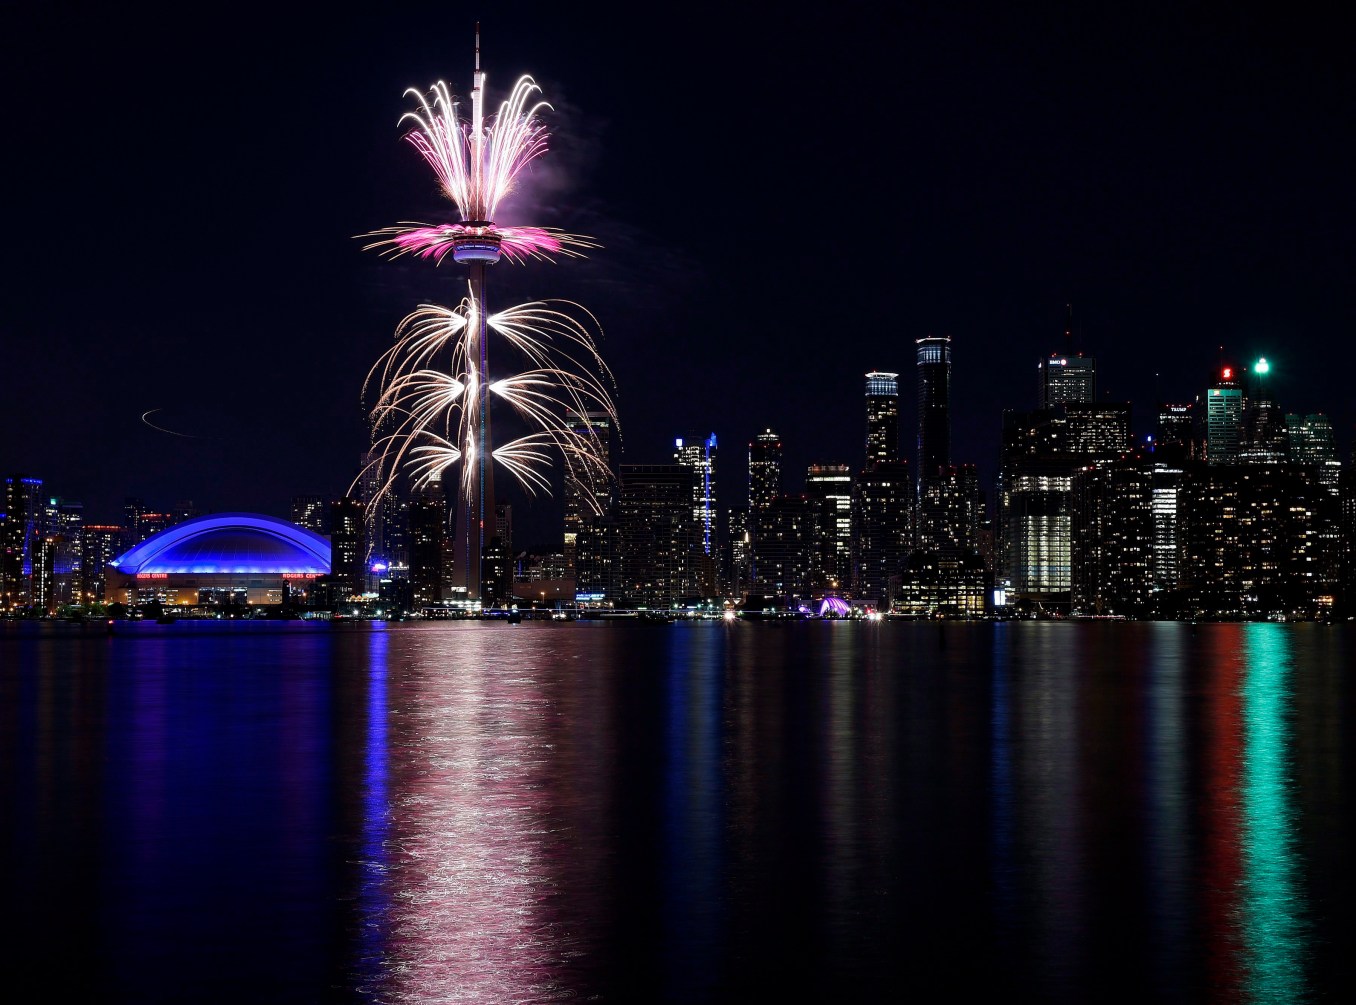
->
<box><xmin>1254</xmin><ymin>357</ymin><xmax>1270</xmax><ymax>375</ymax></box>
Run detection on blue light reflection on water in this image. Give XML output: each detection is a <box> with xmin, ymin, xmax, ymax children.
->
<box><xmin>660</xmin><ymin>625</ymin><xmax>726</xmax><ymax>1001</ymax></box>
<box><xmin>99</xmin><ymin>631</ymin><xmax>338</xmax><ymax>1001</ymax></box>
<box><xmin>354</xmin><ymin>627</ymin><xmax>390</xmax><ymax>995</ymax></box>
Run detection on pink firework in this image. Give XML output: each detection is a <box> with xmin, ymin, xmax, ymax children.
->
<box><xmin>364</xmin><ymin>222</ymin><xmax>595</xmax><ymax>265</ymax></box>
<box><xmin>362</xmin><ymin>37</ymin><xmax>592</xmax><ymax>259</ymax></box>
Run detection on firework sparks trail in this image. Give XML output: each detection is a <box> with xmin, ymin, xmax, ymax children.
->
<box><xmin>354</xmin><ymin>30</ymin><xmax>617</xmax><ymax>600</ymax></box>
<box><xmin>357</xmin><ymin>298</ymin><xmax>618</xmax><ymax>512</ymax></box>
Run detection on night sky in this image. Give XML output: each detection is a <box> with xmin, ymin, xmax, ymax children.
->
<box><xmin>8</xmin><ymin>4</ymin><xmax>1354</xmax><ymax>547</ymax></box>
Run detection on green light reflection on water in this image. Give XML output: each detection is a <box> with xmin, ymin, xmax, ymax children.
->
<box><xmin>1239</xmin><ymin>623</ymin><xmax>1309</xmax><ymax>1003</ymax></box>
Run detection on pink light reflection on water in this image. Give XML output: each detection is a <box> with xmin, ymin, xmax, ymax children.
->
<box><xmin>372</xmin><ymin>624</ymin><xmax>580</xmax><ymax>1003</ymax></box>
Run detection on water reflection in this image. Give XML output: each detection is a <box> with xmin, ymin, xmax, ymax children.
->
<box><xmin>1144</xmin><ymin>622</ymin><xmax>1189</xmax><ymax>997</ymax></box>
<box><xmin>1019</xmin><ymin>625</ymin><xmax>1087</xmax><ymax>990</ymax></box>
<box><xmin>354</xmin><ymin>628</ymin><xmax>391</xmax><ymax>994</ymax></box>
<box><xmin>0</xmin><ymin>620</ymin><xmax>1343</xmax><ymax>1002</ymax></box>
<box><xmin>371</xmin><ymin>625</ymin><xmax>569</xmax><ymax>1003</ymax></box>
<box><xmin>661</xmin><ymin>627</ymin><xmax>726</xmax><ymax>1000</ymax></box>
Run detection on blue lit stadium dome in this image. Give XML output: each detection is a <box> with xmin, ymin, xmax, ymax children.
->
<box><xmin>111</xmin><ymin>513</ymin><xmax>330</xmax><ymax>576</ymax></box>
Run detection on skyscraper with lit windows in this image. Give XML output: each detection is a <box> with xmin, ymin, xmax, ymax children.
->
<box><xmin>748</xmin><ymin>429</ymin><xmax>781</xmax><ymax>512</ymax></box>
<box><xmin>675</xmin><ymin>434</ymin><xmax>718</xmax><ymax>558</ymax></box>
<box><xmin>1039</xmin><ymin>353</ymin><xmax>1096</xmax><ymax>406</ymax></box>
<box><xmin>410</xmin><ymin>482</ymin><xmax>449</xmax><ymax>606</ymax></box>
<box><xmin>864</xmin><ymin>371</ymin><xmax>899</xmax><ymax>467</ymax></box>
<box><xmin>2</xmin><ymin>475</ymin><xmax>42</xmax><ymax>610</ymax></box>
<box><xmin>563</xmin><ymin>409</ymin><xmax>613</xmax><ymax>572</ymax></box>
<box><xmin>916</xmin><ymin>336</ymin><xmax>951</xmax><ymax>483</ymax></box>
<box><xmin>1206</xmin><ymin>365</ymin><xmax>1243</xmax><ymax>464</ymax></box>
<box><xmin>805</xmin><ymin>464</ymin><xmax>853</xmax><ymax>592</ymax></box>
<box><xmin>852</xmin><ymin>460</ymin><xmax>911</xmax><ymax>609</ymax></box>
<box><xmin>1287</xmin><ymin>413</ymin><xmax>1341</xmax><ymax>493</ymax></box>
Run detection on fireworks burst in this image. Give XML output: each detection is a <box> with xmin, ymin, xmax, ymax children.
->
<box><xmin>359</xmin><ymin>296</ymin><xmax>618</xmax><ymax>514</ymax></box>
<box><xmin>355</xmin><ymin>28</ymin><xmax>617</xmax><ymax>599</ymax></box>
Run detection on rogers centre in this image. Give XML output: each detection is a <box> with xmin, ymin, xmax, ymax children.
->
<box><xmin>105</xmin><ymin>512</ymin><xmax>331</xmax><ymax>608</ymax></box>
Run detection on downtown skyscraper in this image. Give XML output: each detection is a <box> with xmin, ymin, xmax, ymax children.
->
<box><xmin>748</xmin><ymin>429</ymin><xmax>782</xmax><ymax>513</ymax></box>
<box><xmin>675</xmin><ymin>434</ymin><xmax>718</xmax><ymax>559</ymax></box>
<box><xmin>1038</xmin><ymin>353</ymin><xmax>1096</xmax><ymax>406</ymax></box>
<box><xmin>1206</xmin><ymin>365</ymin><xmax>1243</xmax><ymax>464</ymax></box>
<box><xmin>864</xmin><ymin>371</ymin><xmax>900</xmax><ymax>466</ymax></box>
<box><xmin>563</xmin><ymin>408</ymin><xmax>614</xmax><ymax>573</ymax></box>
<box><xmin>915</xmin><ymin>336</ymin><xmax>951</xmax><ymax>483</ymax></box>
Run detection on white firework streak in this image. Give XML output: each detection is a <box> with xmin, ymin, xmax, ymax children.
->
<box><xmin>357</xmin><ymin>297</ymin><xmax>617</xmax><ymax>518</ymax></box>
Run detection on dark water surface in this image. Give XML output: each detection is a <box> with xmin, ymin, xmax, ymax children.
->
<box><xmin>3</xmin><ymin>620</ymin><xmax>1354</xmax><ymax>1002</ymax></box>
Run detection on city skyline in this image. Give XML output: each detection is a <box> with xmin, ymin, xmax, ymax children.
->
<box><xmin>7</xmin><ymin>6</ymin><xmax>1354</xmax><ymax>535</ymax></box>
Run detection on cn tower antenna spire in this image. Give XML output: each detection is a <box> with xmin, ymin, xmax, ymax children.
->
<box><xmin>470</xmin><ymin>23</ymin><xmax>485</xmax><ymax>154</ymax></box>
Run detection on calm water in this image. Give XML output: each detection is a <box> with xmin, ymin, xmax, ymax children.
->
<box><xmin>2</xmin><ymin>619</ymin><xmax>1354</xmax><ymax>1002</ymax></box>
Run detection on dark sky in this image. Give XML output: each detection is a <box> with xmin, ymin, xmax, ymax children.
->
<box><xmin>7</xmin><ymin>3</ymin><xmax>1354</xmax><ymax>547</ymax></box>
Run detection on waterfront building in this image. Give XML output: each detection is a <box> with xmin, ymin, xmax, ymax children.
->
<box><xmin>895</xmin><ymin>550</ymin><xmax>987</xmax><ymax>618</ymax></box>
<box><xmin>805</xmin><ymin>464</ymin><xmax>854</xmax><ymax>593</ymax></box>
<box><xmin>1179</xmin><ymin>462</ymin><xmax>1334</xmax><ymax>618</ymax></box>
<box><xmin>53</xmin><ymin>499</ymin><xmax>84</xmax><ymax>607</ymax></box>
<box><xmin>1341</xmin><ymin>467</ymin><xmax>1356</xmax><ymax>613</ymax></box>
<box><xmin>80</xmin><ymin>524</ymin><xmax>126</xmax><ymax>603</ymax></box>
<box><xmin>996</xmin><ymin>410</ymin><xmax>1073</xmax><ymax>602</ymax></box>
<box><xmin>1004</xmin><ymin>466</ymin><xmax>1074</xmax><ymax>604</ymax></box>
<box><xmin>724</xmin><ymin>506</ymin><xmax>752</xmax><ymax>600</ymax></box>
<box><xmin>563</xmin><ymin>408</ymin><xmax>613</xmax><ymax>572</ymax></box>
<box><xmin>1071</xmin><ymin>456</ymin><xmax>1155</xmax><ymax>617</ymax></box>
<box><xmin>329</xmin><ymin>497</ymin><xmax>367</xmax><ymax>600</ymax></box>
<box><xmin>851</xmin><ymin>460</ymin><xmax>912</xmax><ymax>610</ymax></box>
<box><xmin>618</xmin><ymin>463</ymin><xmax>702</xmax><ymax>607</ymax></box>
<box><xmin>1151</xmin><ymin>464</ymin><xmax>1184</xmax><ymax>596</ymax></box>
<box><xmin>998</xmin><ymin>347</ymin><xmax>1132</xmax><ymax>610</ymax></box>
<box><xmin>575</xmin><ymin>510</ymin><xmax>619</xmax><ymax>605</ymax></box>
<box><xmin>1</xmin><ymin>475</ymin><xmax>42</xmax><ymax>611</ymax></box>
<box><xmin>675</xmin><ymin>433</ymin><xmax>718</xmax><ymax>560</ymax></box>
<box><xmin>409</xmin><ymin>482</ymin><xmax>449</xmax><ymax>606</ymax></box>
<box><xmin>481</xmin><ymin>536</ymin><xmax>512</xmax><ymax>606</ymax></box>
<box><xmin>753</xmin><ymin>494</ymin><xmax>817</xmax><ymax>602</ymax></box>
<box><xmin>31</xmin><ymin>533</ymin><xmax>60</xmax><ymax>616</ymax></box>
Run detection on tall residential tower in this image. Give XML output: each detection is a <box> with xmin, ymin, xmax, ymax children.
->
<box><xmin>916</xmin><ymin>336</ymin><xmax>952</xmax><ymax>484</ymax></box>
<box><xmin>864</xmin><ymin>371</ymin><xmax>900</xmax><ymax>467</ymax></box>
